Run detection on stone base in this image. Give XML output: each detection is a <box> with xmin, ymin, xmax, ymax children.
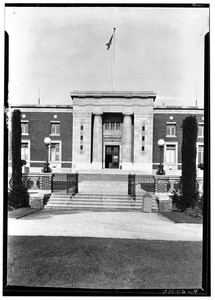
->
<box><xmin>73</xmin><ymin>162</ymin><xmax>103</xmax><ymax>171</ymax></box>
<box><xmin>155</xmin><ymin>193</ymin><xmax>172</xmax><ymax>212</ymax></box>
<box><xmin>121</xmin><ymin>162</ymin><xmax>133</xmax><ymax>170</ymax></box>
<box><xmin>29</xmin><ymin>193</ymin><xmax>45</xmax><ymax>210</ymax></box>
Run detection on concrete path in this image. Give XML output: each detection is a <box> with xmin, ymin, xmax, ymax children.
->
<box><xmin>8</xmin><ymin>209</ymin><xmax>202</xmax><ymax>241</ymax></box>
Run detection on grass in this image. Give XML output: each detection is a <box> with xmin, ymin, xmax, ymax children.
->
<box><xmin>7</xmin><ymin>236</ymin><xmax>202</xmax><ymax>290</ymax></box>
<box><xmin>160</xmin><ymin>211</ymin><xmax>203</xmax><ymax>224</ymax></box>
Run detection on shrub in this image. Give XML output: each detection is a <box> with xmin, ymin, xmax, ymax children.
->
<box><xmin>184</xmin><ymin>206</ymin><xmax>203</xmax><ymax>219</ymax></box>
<box><xmin>8</xmin><ymin>185</ymin><xmax>29</xmax><ymax>209</ymax></box>
<box><xmin>171</xmin><ymin>191</ymin><xmax>186</xmax><ymax>212</ymax></box>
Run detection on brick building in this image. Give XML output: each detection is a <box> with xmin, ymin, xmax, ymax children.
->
<box><xmin>9</xmin><ymin>91</ymin><xmax>204</xmax><ymax>177</ymax></box>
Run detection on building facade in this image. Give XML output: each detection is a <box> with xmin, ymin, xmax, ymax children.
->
<box><xmin>9</xmin><ymin>91</ymin><xmax>204</xmax><ymax>176</ymax></box>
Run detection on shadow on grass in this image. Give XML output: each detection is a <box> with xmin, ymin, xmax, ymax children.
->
<box><xmin>21</xmin><ymin>210</ymin><xmax>84</xmax><ymax>220</ymax></box>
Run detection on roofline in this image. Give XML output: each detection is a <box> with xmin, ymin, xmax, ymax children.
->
<box><xmin>154</xmin><ymin>106</ymin><xmax>204</xmax><ymax>115</ymax></box>
<box><xmin>154</xmin><ymin>106</ymin><xmax>204</xmax><ymax>110</ymax></box>
<box><xmin>10</xmin><ymin>105</ymin><xmax>73</xmax><ymax>109</ymax></box>
<box><xmin>70</xmin><ymin>91</ymin><xmax>157</xmax><ymax>100</ymax></box>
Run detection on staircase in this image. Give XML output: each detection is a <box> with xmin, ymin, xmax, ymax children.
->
<box><xmin>45</xmin><ymin>193</ymin><xmax>158</xmax><ymax>212</ymax></box>
<box><xmin>45</xmin><ymin>172</ymin><xmax>158</xmax><ymax>212</ymax></box>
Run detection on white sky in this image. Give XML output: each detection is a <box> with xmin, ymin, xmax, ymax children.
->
<box><xmin>5</xmin><ymin>5</ymin><xmax>209</xmax><ymax>107</ymax></box>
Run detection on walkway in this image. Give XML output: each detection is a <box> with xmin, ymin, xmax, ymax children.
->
<box><xmin>8</xmin><ymin>209</ymin><xmax>202</xmax><ymax>241</ymax></box>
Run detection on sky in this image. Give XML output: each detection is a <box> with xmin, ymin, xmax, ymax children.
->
<box><xmin>5</xmin><ymin>5</ymin><xmax>209</xmax><ymax>107</ymax></box>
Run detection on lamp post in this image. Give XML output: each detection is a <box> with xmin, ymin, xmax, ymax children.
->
<box><xmin>42</xmin><ymin>137</ymin><xmax>52</xmax><ymax>173</ymax></box>
<box><xmin>157</xmin><ymin>139</ymin><xmax>165</xmax><ymax>175</ymax></box>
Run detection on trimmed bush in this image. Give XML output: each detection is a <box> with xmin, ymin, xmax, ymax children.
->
<box><xmin>9</xmin><ymin>109</ymin><xmax>29</xmax><ymax>209</ymax></box>
<box><xmin>181</xmin><ymin>116</ymin><xmax>198</xmax><ymax>211</ymax></box>
<box><xmin>11</xmin><ymin>110</ymin><xmax>22</xmax><ymax>186</ymax></box>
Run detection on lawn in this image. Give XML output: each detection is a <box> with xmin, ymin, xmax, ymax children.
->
<box><xmin>160</xmin><ymin>211</ymin><xmax>203</xmax><ymax>224</ymax></box>
<box><xmin>6</xmin><ymin>236</ymin><xmax>202</xmax><ymax>290</ymax></box>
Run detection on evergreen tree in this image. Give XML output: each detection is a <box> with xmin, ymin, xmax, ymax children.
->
<box><xmin>8</xmin><ymin>110</ymin><xmax>29</xmax><ymax>209</ymax></box>
<box><xmin>181</xmin><ymin>116</ymin><xmax>198</xmax><ymax>210</ymax></box>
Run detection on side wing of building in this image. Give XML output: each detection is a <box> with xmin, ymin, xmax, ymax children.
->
<box><xmin>8</xmin><ymin>105</ymin><xmax>73</xmax><ymax>173</ymax></box>
<box><xmin>153</xmin><ymin>107</ymin><xmax>204</xmax><ymax>176</ymax></box>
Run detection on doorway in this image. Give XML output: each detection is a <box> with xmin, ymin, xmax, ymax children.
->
<box><xmin>105</xmin><ymin>146</ymin><xmax>119</xmax><ymax>169</ymax></box>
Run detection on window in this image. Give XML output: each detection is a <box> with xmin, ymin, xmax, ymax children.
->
<box><xmin>106</xmin><ymin>146</ymin><xmax>112</xmax><ymax>154</ymax></box>
<box><xmin>113</xmin><ymin>147</ymin><xmax>119</xmax><ymax>154</ymax></box>
<box><xmin>142</xmin><ymin>126</ymin><xmax>145</xmax><ymax>131</ymax></box>
<box><xmin>80</xmin><ymin>125</ymin><xmax>84</xmax><ymax>131</ymax></box>
<box><xmin>50</xmin><ymin>143</ymin><xmax>60</xmax><ymax>161</ymax></box>
<box><xmin>51</xmin><ymin>122</ymin><xmax>60</xmax><ymax>135</ymax></box>
<box><xmin>105</xmin><ymin>122</ymin><xmax>110</xmax><ymax>130</ymax></box>
<box><xmin>116</xmin><ymin>122</ymin><xmax>120</xmax><ymax>130</ymax></box>
<box><xmin>80</xmin><ymin>145</ymin><xmax>83</xmax><ymax>151</ymax></box>
<box><xmin>80</xmin><ymin>135</ymin><xmax>83</xmax><ymax>140</ymax></box>
<box><xmin>21</xmin><ymin>143</ymin><xmax>29</xmax><ymax>161</ymax></box>
<box><xmin>105</xmin><ymin>122</ymin><xmax>121</xmax><ymax>130</ymax></box>
<box><xmin>198</xmin><ymin>145</ymin><xmax>204</xmax><ymax>164</ymax></box>
<box><xmin>198</xmin><ymin>124</ymin><xmax>204</xmax><ymax>137</ymax></box>
<box><xmin>21</xmin><ymin>121</ymin><xmax>29</xmax><ymax>135</ymax></box>
<box><xmin>165</xmin><ymin>144</ymin><xmax>176</xmax><ymax>163</ymax></box>
<box><xmin>142</xmin><ymin>146</ymin><xmax>145</xmax><ymax>152</ymax></box>
<box><xmin>142</xmin><ymin>136</ymin><xmax>145</xmax><ymax>141</ymax></box>
<box><xmin>166</xmin><ymin>123</ymin><xmax>176</xmax><ymax>137</ymax></box>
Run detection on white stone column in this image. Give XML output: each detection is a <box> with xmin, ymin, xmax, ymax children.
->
<box><xmin>122</xmin><ymin>114</ymin><xmax>132</xmax><ymax>168</ymax></box>
<box><xmin>93</xmin><ymin>114</ymin><xmax>103</xmax><ymax>168</ymax></box>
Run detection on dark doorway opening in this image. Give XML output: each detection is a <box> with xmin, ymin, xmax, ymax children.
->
<box><xmin>105</xmin><ymin>146</ymin><xmax>119</xmax><ymax>169</ymax></box>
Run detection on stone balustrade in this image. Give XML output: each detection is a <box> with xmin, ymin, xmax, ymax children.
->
<box><xmin>9</xmin><ymin>173</ymin><xmax>53</xmax><ymax>192</ymax></box>
<box><xmin>154</xmin><ymin>175</ymin><xmax>203</xmax><ymax>195</ymax></box>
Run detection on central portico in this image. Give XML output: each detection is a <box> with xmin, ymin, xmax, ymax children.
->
<box><xmin>71</xmin><ymin>91</ymin><xmax>156</xmax><ymax>173</ymax></box>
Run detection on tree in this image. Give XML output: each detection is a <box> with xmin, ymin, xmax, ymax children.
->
<box><xmin>181</xmin><ymin>115</ymin><xmax>198</xmax><ymax>210</ymax></box>
<box><xmin>8</xmin><ymin>110</ymin><xmax>29</xmax><ymax>209</ymax></box>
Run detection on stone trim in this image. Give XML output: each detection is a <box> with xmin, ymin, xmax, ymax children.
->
<box><xmin>70</xmin><ymin>91</ymin><xmax>157</xmax><ymax>99</ymax></box>
<box><xmin>10</xmin><ymin>106</ymin><xmax>73</xmax><ymax>113</ymax></box>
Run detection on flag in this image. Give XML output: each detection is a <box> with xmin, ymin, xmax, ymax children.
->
<box><xmin>106</xmin><ymin>28</ymin><xmax>116</xmax><ymax>50</ymax></box>
<box><xmin>106</xmin><ymin>34</ymin><xmax>113</xmax><ymax>50</ymax></box>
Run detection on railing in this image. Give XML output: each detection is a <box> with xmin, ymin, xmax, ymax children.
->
<box><xmin>136</xmin><ymin>175</ymin><xmax>155</xmax><ymax>193</ymax></box>
<box><xmin>128</xmin><ymin>175</ymin><xmax>155</xmax><ymax>199</ymax></box>
<box><xmin>128</xmin><ymin>174</ymin><xmax>136</xmax><ymax>200</ymax></box>
<box><xmin>51</xmin><ymin>173</ymin><xmax>78</xmax><ymax>194</ymax></box>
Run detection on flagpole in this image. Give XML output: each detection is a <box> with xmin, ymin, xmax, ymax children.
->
<box><xmin>111</xmin><ymin>43</ymin><xmax>113</xmax><ymax>91</ymax></box>
<box><xmin>106</xmin><ymin>28</ymin><xmax>116</xmax><ymax>91</ymax></box>
<box><xmin>113</xmin><ymin>28</ymin><xmax>116</xmax><ymax>91</ymax></box>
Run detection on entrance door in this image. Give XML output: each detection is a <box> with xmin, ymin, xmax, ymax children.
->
<box><xmin>105</xmin><ymin>146</ymin><xmax>119</xmax><ymax>168</ymax></box>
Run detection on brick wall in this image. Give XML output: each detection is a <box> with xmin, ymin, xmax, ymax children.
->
<box><xmin>20</xmin><ymin>110</ymin><xmax>73</xmax><ymax>164</ymax></box>
<box><xmin>153</xmin><ymin>112</ymin><xmax>204</xmax><ymax>167</ymax></box>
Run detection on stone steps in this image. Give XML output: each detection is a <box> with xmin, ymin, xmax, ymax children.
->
<box><xmin>79</xmin><ymin>173</ymin><xmax>128</xmax><ymax>181</ymax></box>
<box><xmin>46</xmin><ymin>193</ymin><xmax>158</xmax><ymax>212</ymax></box>
<box><xmin>78</xmin><ymin>180</ymin><xmax>128</xmax><ymax>195</ymax></box>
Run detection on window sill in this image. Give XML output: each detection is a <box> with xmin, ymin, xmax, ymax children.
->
<box><xmin>166</xmin><ymin>135</ymin><xmax>177</xmax><ymax>138</ymax></box>
<box><xmin>22</xmin><ymin>133</ymin><xmax>29</xmax><ymax>136</ymax></box>
<box><xmin>50</xmin><ymin>134</ymin><xmax>60</xmax><ymax>136</ymax></box>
